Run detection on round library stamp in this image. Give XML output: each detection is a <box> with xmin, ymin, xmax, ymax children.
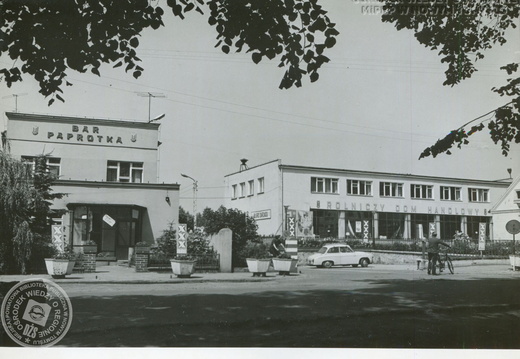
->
<box><xmin>1</xmin><ymin>278</ymin><xmax>73</xmax><ymax>346</ymax></box>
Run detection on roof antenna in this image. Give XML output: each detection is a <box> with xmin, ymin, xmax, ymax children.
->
<box><xmin>240</xmin><ymin>158</ymin><xmax>248</xmax><ymax>172</ymax></box>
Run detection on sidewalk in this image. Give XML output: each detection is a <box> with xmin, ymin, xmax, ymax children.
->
<box><xmin>0</xmin><ymin>259</ymin><xmax>512</xmax><ymax>284</ymax></box>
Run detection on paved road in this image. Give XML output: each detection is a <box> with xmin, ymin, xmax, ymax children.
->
<box><xmin>1</xmin><ymin>264</ymin><xmax>519</xmax><ymax>348</ymax></box>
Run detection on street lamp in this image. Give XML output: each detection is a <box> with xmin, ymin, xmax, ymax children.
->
<box><xmin>181</xmin><ymin>173</ymin><xmax>198</xmax><ymax>228</ymax></box>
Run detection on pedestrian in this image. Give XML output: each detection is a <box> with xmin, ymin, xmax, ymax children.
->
<box><xmin>424</xmin><ymin>232</ymin><xmax>450</xmax><ymax>275</ymax></box>
<box><xmin>269</xmin><ymin>237</ymin><xmax>286</xmax><ymax>257</ymax></box>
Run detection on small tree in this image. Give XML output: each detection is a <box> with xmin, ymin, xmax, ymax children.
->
<box><xmin>179</xmin><ymin>206</ymin><xmax>194</xmax><ymax>232</ymax></box>
<box><xmin>198</xmin><ymin>206</ymin><xmax>258</xmax><ymax>267</ymax></box>
<box><xmin>0</xmin><ymin>152</ymin><xmax>63</xmax><ymax>273</ymax></box>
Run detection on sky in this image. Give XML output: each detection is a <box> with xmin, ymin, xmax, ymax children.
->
<box><xmin>1</xmin><ymin>0</ymin><xmax>519</xmax><ymax>214</ymax></box>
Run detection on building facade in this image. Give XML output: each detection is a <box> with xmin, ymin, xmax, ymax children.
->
<box><xmin>490</xmin><ymin>176</ymin><xmax>520</xmax><ymax>240</ymax></box>
<box><xmin>5</xmin><ymin>112</ymin><xmax>179</xmax><ymax>261</ymax></box>
<box><xmin>224</xmin><ymin>160</ymin><xmax>512</xmax><ymax>241</ymax></box>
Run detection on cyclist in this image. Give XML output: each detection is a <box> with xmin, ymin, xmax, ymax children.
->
<box><xmin>424</xmin><ymin>232</ymin><xmax>451</xmax><ymax>275</ymax></box>
<box><xmin>269</xmin><ymin>237</ymin><xmax>286</xmax><ymax>257</ymax></box>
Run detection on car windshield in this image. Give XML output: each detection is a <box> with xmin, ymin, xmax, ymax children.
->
<box><xmin>317</xmin><ymin>247</ymin><xmax>328</xmax><ymax>254</ymax></box>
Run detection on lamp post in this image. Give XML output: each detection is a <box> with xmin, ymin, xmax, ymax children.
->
<box><xmin>283</xmin><ymin>205</ymin><xmax>290</xmax><ymax>237</ymax></box>
<box><xmin>181</xmin><ymin>173</ymin><xmax>198</xmax><ymax>229</ymax></box>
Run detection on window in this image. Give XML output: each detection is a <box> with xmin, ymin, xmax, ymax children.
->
<box><xmin>231</xmin><ymin>184</ymin><xmax>238</xmax><ymax>199</ymax></box>
<box><xmin>440</xmin><ymin>186</ymin><xmax>461</xmax><ymax>201</ymax></box>
<box><xmin>380</xmin><ymin>182</ymin><xmax>403</xmax><ymax>197</ymax></box>
<box><xmin>347</xmin><ymin>179</ymin><xmax>372</xmax><ymax>196</ymax></box>
<box><xmin>311</xmin><ymin>177</ymin><xmax>339</xmax><ymax>194</ymax></box>
<box><xmin>411</xmin><ymin>184</ymin><xmax>433</xmax><ymax>199</ymax></box>
<box><xmin>21</xmin><ymin>156</ymin><xmax>61</xmax><ymax>177</ymax></box>
<box><xmin>248</xmin><ymin>180</ymin><xmax>254</xmax><ymax>196</ymax></box>
<box><xmin>258</xmin><ymin>177</ymin><xmax>264</xmax><ymax>194</ymax></box>
<box><xmin>107</xmin><ymin>161</ymin><xmax>143</xmax><ymax>183</ymax></box>
<box><xmin>468</xmin><ymin>188</ymin><xmax>489</xmax><ymax>203</ymax></box>
<box><xmin>240</xmin><ymin>182</ymin><xmax>246</xmax><ymax>197</ymax></box>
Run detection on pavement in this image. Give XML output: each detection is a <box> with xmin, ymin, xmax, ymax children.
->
<box><xmin>0</xmin><ymin>258</ymin><xmax>514</xmax><ymax>284</ymax></box>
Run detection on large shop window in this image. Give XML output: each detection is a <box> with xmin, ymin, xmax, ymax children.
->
<box><xmin>347</xmin><ymin>179</ymin><xmax>372</xmax><ymax>196</ymax></box>
<box><xmin>439</xmin><ymin>215</ymin><xmax>461</xmax><ymax>240</ymax></box>
<box><xmin>311</xmin><ymin>177</ymin><xmax>338</xmax><ymax>194</ymax></box>
<box><xmin>411</xmin><ymin>184</ymin><xmax>433</xmax><ymax>199</ymax></box>
<box><xmin>467</xmin><ymin>216</ymin><xmax>490</xmax><ymax>239</ymax></box>
<box><xmin>345</xmin><ymin>211</ymin><xmax>372</xmax><ymax>240</ymax></box>
<box><xmin>107</xmin><ymin>161</ymin><xmax>143</xmax><ymax>183</ymax></box>
<box><xmin>410</xmin><ymin>214</ymin><xmax>436</xmax><ymax>239</ymax></box>
<box><xmin>468</xmin><ymin>188</ymin><xmax>489</xmax><ymax>203</ymax></box>
<box><xmin>70</xmin><ymin>204</ymin><xmax>142</xmax><ymax>260</ymax></box>
<box><xmin>378</xmin><ymin>213</ymin><xmax>406</xmax><ymax>239</ymax></box>
<box><xmin>441</xmin><ymin>186</ymin><xmax>461</xmax><ymax>201</ymax></box>
<box><xmin>21</xmin><ymin>156</ymin><xmax>61</xmax><ymax>177</ymax></box>
<box><xmin>380</xmin><ymin>182</ymin><xmax>403</xmax><ymax>198</ymax></box>
<box><xmin>312</xmin><ymin>209</ymin><xmax>339</xmax><ymax>238</ymax></box>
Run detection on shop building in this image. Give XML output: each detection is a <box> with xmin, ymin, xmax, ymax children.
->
<box><xmin>224</xmin><ymin>159</ymin><xmax>513</xmax><ymax>241</ymax></box>
<box><xmin>5</xmin><ymin>112</ymin><xmax>179</xmax><ymax>261</ymax></box>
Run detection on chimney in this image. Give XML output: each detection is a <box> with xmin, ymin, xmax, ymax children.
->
<box><xmin>240</xmin><ymin>158</ymin><xmax>248</xmax><ymax>172</ymax></box>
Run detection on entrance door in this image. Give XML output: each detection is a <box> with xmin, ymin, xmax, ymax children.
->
<box><xmin>116</xmin><ymin>221</ymin><xmax>133</xmax><ymax>260</ymax></box>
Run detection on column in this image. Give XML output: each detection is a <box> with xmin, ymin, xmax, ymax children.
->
<box><xmin>338</xmin><ymin>211</ymin><xmax>346</xmax><ymax>240</ymax></box>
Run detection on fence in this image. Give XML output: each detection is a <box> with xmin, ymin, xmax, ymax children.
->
<box><xmin>298</xmin><ymin>237</ymin><xmax>518</xmax><ymax>259</ymax></box>
<box><xmin>147</xmin><ymin>253</ymin><xmax>220</xmax><ymax>272</ymax></box>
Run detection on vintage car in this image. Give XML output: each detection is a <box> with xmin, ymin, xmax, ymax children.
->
<box><xmin>307</xmin><ymin>243</ymin><xmax>373</xmax><ymax>268</ymax></box>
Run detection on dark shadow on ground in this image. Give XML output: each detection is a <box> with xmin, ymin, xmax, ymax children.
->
<box><xmin>53</xmin><ymin>277</ymin><xmax>520</xmax><ymax>348</ymax></box>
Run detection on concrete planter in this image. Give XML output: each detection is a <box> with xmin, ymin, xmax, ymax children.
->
<box><xmin>272</xmin><ymin>258</ymin><xmax>297</xmax><ymax>275</ymax></box>
<box><xmin>246</xmin><ymin>258</ymin><xmax>271</xmax><ymax>277</ymax></box>
<box><xmin>509</xmin><ymin>255</ymin><xmax>520</xmax><ymax>271</ymax></box>
<box><xmin>170</xmin><ymin>259</ymin><xmax>196</xmax><ymax>278</ymax></box>
<box><xmin>44</xmin><ymin>259</ymin><xmax>75</xmax><ymax>279</ymax></box>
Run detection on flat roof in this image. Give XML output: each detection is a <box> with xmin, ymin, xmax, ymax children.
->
<box><xmin>6</xmin><ymin>112</ymin><xmax>160</xmax><ymax>130</ymax></box>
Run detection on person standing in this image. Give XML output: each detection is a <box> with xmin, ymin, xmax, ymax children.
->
<box><xmin>425</xmin><ymin>233</ymin><xmax>450</xmax><ymax>275</ymax></box>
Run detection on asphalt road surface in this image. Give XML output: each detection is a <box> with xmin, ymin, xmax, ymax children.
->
<box><xmin>1</xmin><ymin>264</ymin><xmax>519</xmax><ymax>348</ymax></box>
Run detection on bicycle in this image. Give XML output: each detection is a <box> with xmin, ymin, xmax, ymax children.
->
<box><xmin>428</xmin><ymin>251</ymin><xmax>454</xmax><ymax>275</ymax></box>
<box><xmin>439</xmin><ymin>251</ymin><xmax>454</xmax><ymax>274</ymax></box>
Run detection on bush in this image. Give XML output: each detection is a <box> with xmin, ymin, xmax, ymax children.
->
<box><xmin>237</xmin><ymin>240</ymin><xmax>271</xmax><ymax>266</ymax></box>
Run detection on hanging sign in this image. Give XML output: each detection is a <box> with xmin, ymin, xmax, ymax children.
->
<box><xmin>103</xmin><ymin>214</ymin><xmax>116</xmax><ymax>227</ymax></box>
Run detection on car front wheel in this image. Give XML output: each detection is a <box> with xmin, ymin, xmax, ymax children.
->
<box><xmin>360</xmin><ymin>258</ymin><xmax>369</xmax><ymax>267</ymax></box>
<box><xmin>322</xmin><ymin>261</ymin><xmax>333</xmax><ymax>268</ymax></box>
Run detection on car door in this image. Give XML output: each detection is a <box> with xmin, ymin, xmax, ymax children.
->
<box><xmin>340</xmin><ymin>246</ymin><xmax>358</xmax><ymax>265</ymax></box>
<box><xmin>323</xmin><ymin>246</ymin><xmax>341</xmax><ymax>266</ymax></box>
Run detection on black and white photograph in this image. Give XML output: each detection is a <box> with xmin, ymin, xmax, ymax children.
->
<box><xmin>0</xmin><ymin>1</ymin><xmax>519</xmax><ymax>358</ymax></box>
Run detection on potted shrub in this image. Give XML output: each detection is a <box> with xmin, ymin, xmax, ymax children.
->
<box><xmin>170</xmin><ymin>255</ymin><xmax>196</xmax><ymax>278</ymax></box>
<box><xmin>272</xmin><ymin>252</ymin><xmax>298</xmax><ymax>276</ymax></box>
<box><xmin>242</xmin><ymin>241</ymin><xmax>271</xmax><ymax>277</ymax></box>
<box><xmin>45</xmin><ymin>250</ymin><xmax>76</xmax><ymax>279</ymax></box>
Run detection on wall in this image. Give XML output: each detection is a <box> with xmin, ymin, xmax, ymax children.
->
<box><xmin>6</xmin><ymin>113</ymin><xmax>159</xmax><ymax>182</ymax></box>
<box><xmin>224</xmin><ymin>160</ymin><xmax>282</xmax><ymax>235</ymax></box>
<box><xmin>491</xmin><ymin>177</ymin><xmax>520</xmax><ymax>240</ymax></box>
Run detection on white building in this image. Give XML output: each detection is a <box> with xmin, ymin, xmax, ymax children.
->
<box><xmin>490</xmin><ymin>176</ymin><xmax>520</xmax><ymax>240</ymax></box>
<box><xmin>5</xmin><ymin>112</ymin><xmax>179</xmax><ymax>261</ymax></box>
<box><xmin>224</xmin><ymin>159</ymin><xmax>512</xmax><ymax>241</ymax></box>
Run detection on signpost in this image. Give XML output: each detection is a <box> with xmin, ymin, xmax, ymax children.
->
<box><xmin>177</xmin><ymin>223</ymin><xmax>188</xmax><ymax>256</ymax></box>
<box><xmin>506</xmin><ymin>219</ymin><xmax>520</xmax><ymax>255</ymax></box>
